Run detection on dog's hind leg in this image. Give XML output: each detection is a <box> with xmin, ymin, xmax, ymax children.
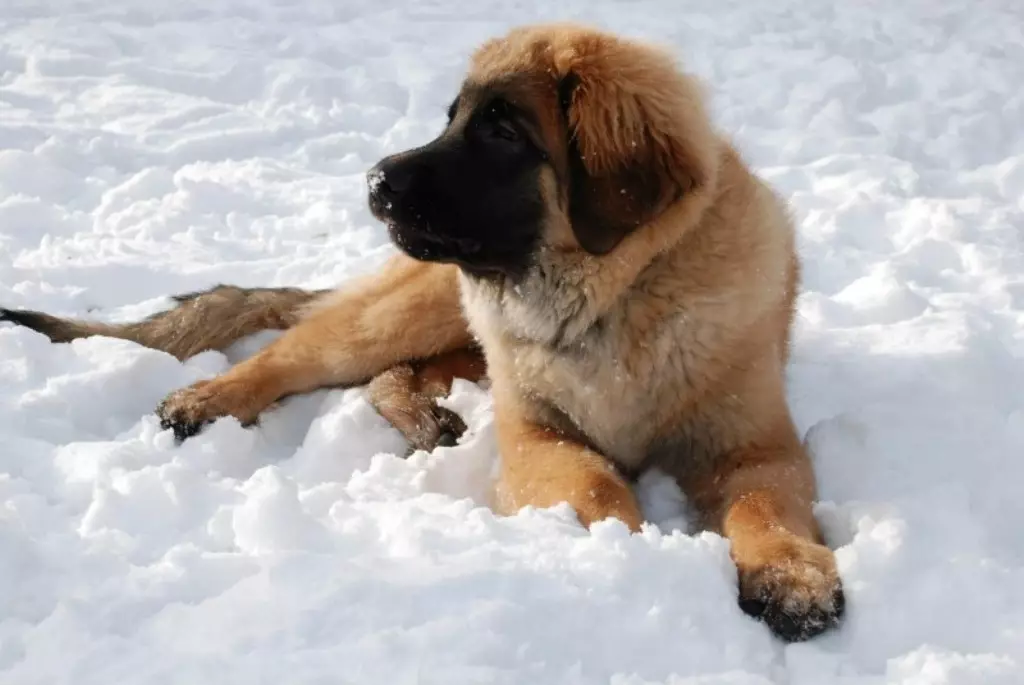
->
<box><xmin>367</xmin><ymin>346</ymin><xmax>486</xmax><ymax>454</ymax></box>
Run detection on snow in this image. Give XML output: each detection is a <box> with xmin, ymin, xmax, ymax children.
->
<box><xmin>1</xmin><ymin>0</ymin><xmax>1023</xmax><ymax>682</ymax></box>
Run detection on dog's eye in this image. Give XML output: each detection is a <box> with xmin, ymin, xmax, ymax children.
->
<box><xmin>491</xmin><ymin>119</ymin><xmax>520</xmax><ymax>142</ymax></box>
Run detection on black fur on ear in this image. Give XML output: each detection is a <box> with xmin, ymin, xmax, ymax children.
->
<box><xmin>557</xmin><ymin>72</ymin><xmax>580</xmax><ymax>119</ymax></box>
<box><xmin>558</xmin><ymin>70</ymin><xmax>672</xmax><ymax>255</ymax></box>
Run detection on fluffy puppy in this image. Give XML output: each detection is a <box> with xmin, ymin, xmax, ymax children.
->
<box><xmin>2</xmin><ymin>23</ymin><xmax>844</xmax><ymax>642</ymax></box>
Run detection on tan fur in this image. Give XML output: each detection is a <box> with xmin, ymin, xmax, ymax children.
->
<box><xmin>157</xmin><ymin>256</ymin><xmax>472</xmax><ymax>429</ymax></box>
<box><xmin>3</xmin><ymin>23</ymin><xmax>844</xmax><ymax>641</ymax></box>
<box><xmin>1</xmin><ymin>273</ymin><xmax>475</xmax><ymax>452</ymax></box>
<box><xmin>491</xmin><ymin>383</ymin><xmax>643</xmax><ymax>532</ymax></box>
<box><xmin>458</xmin><ymin>25</ymin><xmax>840</xmax><ymax>639</ymax></box>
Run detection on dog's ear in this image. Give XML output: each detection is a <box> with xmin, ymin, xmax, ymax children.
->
<box><xmin>556</xmin><ymin>43</ymin><xmax>718</xmax><ymax>255</ymax></box>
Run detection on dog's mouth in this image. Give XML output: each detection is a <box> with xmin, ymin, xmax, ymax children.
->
<box><xmin>369</xmin><ymin>191</ymin><xmax>484</xmax><ymax>266</ymax></box>
<box><xmin>387</xmin><ymin>221</ymin><xmax>480</xmax><ymax>257</ymax></box>
<box><xmin>386</xmin><ymin>220</ymin><xmax>490</xmax><ymax>266</ymax></box>
<box><xmin>386</xmin><ymin>221</ymin><xmax>524</xmax><ymax>279</ymax></box>
<box><xmin>370</xmin><ymin>190</ymin><xmax>533</xmax><ymax>278</ymax></box>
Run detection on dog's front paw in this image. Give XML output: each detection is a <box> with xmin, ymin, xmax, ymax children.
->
<box><xmin>156</xmin><ymin>378</ymin><xmax>259</xmax><ymax>442</ymax></box>
<box><xmin>156</xmin><ymin>380</ymin><xmax>218</xmax><ymax>441</ymax></box>
<box><xmin>737</xmin><ymin>537</ymin><xmax>845</xmax><ymax>642</ymax></box>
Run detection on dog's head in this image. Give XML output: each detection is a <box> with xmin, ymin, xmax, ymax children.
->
<box><xmin>367</xmin><ymin>24</ymin><xmax>720</xmax><ymax>279</ymax></box>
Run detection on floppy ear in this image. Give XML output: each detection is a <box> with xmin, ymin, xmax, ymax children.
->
<box><xmin>556</xmin><ymin>42</ymin><xmax>718</xmax><ymax>255</ymax></box>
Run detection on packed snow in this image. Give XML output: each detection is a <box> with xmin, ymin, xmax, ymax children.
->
<box><xmin>1</xmin><ymin>0</ymin><xmax>1023</xmax><ymax>683</ymax></box>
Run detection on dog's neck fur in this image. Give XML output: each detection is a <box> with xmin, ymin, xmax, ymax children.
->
<box><xmin>460</xmin><ymin>251</ymin><xmax>606</xmax><ymax>350</ymax></box>
<box><xmin>458</xmin><ymin>144</ymin><xmax>727</xmax><ymax>352</ymax></box>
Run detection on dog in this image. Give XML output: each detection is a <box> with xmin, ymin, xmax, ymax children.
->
<box><xmin>1</xmin><ymin>23</ymin><xmax>844</xmax><ymax>642</ymax></box>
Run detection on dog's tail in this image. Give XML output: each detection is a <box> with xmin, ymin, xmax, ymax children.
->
<box><xmin>0</xmin><ymin>284</ymin><xmax>330</xmax><ymax>361</ymax></box>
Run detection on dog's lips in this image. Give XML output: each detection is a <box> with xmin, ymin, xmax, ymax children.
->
<box><xmin>384</xmin><ymin>221</ymin><xmax>514</xmax><ymax>277</ymax></box>
<box><xmin>387</xmin><ymin>221</ymin><xmax>482</xmax><ymax>255</ymax></box>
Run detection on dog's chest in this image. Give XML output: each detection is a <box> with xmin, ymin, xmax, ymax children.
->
<box><xmin>514</xmin><ymin>321</ymin><xmax>693</xmax><ymax>468</ymax></box>
<box><xmin>460</xmin><ymin>272</ymin><xmax>705</xmax><ymax>472</ymax></box>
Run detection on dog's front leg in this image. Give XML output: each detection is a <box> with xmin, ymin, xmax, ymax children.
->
<box><xmin>491</xmin><ymin>400</ymin><xmax>643</xmax><ymax>532</ymax></box>
<box><xmin>157</xmin><ymin>255</ymin><xmax>472</xmax><ymax>440</ymax></box>
<box><xmin>685</xmin><ymin>436</ymin><xmax>845</xmax><ymax>642</ymax></box>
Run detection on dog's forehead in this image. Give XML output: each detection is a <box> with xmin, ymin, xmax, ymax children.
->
<box><xmin>456</xmin><ymin>76</ymin><xmax>549</xmax><ymax>113</ymax></box>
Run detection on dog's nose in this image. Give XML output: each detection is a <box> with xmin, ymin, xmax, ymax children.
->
<box><xmin>367</xmin><ymin>160</ymin><xmax>413</xmax><ymax>199</ymax></box>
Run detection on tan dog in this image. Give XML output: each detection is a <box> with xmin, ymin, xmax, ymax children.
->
<box><xmin>1</xmin><ymin>23</ymin><xmax>843</xmax><ymax>641</ymax></box>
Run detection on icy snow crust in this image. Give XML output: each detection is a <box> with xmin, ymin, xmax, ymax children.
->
<box><xmin>1</xmin><ymin>0</ymin><xmax>1022</xmax><ymax>683</ymax></box>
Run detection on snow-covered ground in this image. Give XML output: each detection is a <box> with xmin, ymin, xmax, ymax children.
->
<box><xmin>2</xmin><ymin>0</ymin><xmax>1022</xmax><ymax>682</ymax></box>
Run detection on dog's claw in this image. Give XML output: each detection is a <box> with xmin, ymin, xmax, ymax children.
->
<box><xmin>435</xmin><ymin>430</ymin><xmax>458</xmax><ymax>448</ymax></box>
<box><xmin>431</xmin><ymin>405</ymin><xmax>467</xmax><ymax>445</ymax></box>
